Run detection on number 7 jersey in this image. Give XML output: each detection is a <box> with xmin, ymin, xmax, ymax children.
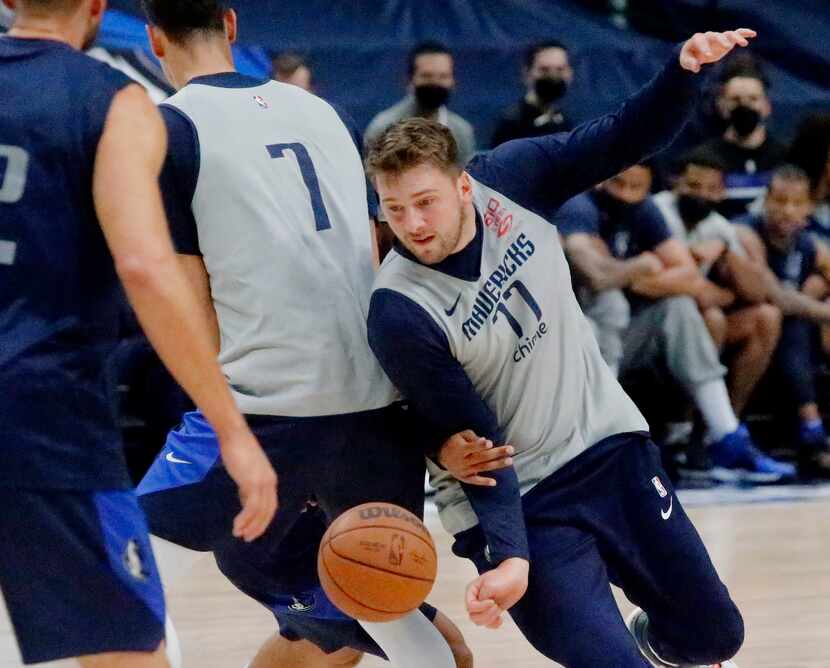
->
<box><xmin>162</xmin><ymin>75</ymin><xmax>396</xmax><ymax>417</ymax></box>
<box><xmin>372</xmin><ymin>177</ymin><xmax>649</xmax><ymax>534</ymax></box>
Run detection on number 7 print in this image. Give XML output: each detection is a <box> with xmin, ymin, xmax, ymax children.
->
<box><xmin>492</xmin><ymin>280</ymin><xmax>542</xmax><ymax>338</ymax></box>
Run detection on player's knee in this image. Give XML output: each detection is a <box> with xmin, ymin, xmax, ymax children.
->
<box><xmin>755</xmin><ymin>303</ymin><xmax>783</xmax><ymax>345</ymax></box>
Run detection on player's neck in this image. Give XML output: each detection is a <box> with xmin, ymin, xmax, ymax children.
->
<box><xmin>8</xmin><ymin>16</ymin><xmax>86</xmax><ymax>50</ymax></box>
<box><xmin>168</xmin><ymin>41</ymin><xmax>236</xmax><ymax>90</ymax></box>
<box><xmin>451</xmin><ymin>202</ymin><xmax>478</xmax><ymax>254</ymax></box>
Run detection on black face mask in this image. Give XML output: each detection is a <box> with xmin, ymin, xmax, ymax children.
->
<box><xmin>729</xmin><ymin>105</ymin><xmax>762</xmax><ymax>138</ymax></box>
<box><xmin>414</xmin><ymin>84</ymin><xmax>451</xmax><ymax>111</ymax></box>
<box><xmin>596</xmin><ymin>189</ymin><xmax>635</xmax><ymax>219</ymax></box>
<box><xmin>677</xmin><ymin>193</ymin><xmax>716</xmax><ymax>226</ymax></box>
<box><xmin>534</xmin><ymin>76</ymin><xmax>568</xmax><ymax>106</ymax></box>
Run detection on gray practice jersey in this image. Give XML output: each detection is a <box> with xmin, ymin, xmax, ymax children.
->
<box><xmin>164</xmin><ymin>77</ymin><xmax>396</xmax><ymax>417</ymax></box>
<box><xmin>373</xmin><ymin>178</ymin><xmax>649</xmax><ymax>534</ymax></box>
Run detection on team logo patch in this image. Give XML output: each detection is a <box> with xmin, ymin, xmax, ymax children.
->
<box><xmin>123</xmin><ymin>539</ymin><xmax>149</xmax><ymax>582</ymax></box>
<box><xmin>651</xmin><ymin>476</ymin><xmax>668</xmax><ymax>499</ymax></box>
<box><xmin>253</xmin><ymin>95</ymin><xmax>270</xmax><ymax>109</ymax></box>
<box><xmin>483</xmin><ymin>197</ymin><xmax>513</xmax><ymax>238</ymax></box>
<box><xmin>289</xmin><ymin>594</ymin><xmax>315</xmax><ymax>613</ymax></box>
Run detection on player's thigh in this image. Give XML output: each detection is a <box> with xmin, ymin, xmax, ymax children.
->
<box><xmin>0</xmin><ymin>489</ymin><xmax>165</xmax><ymax>665</ymax></box>
<box><xmin>724</xmin><ymin>304</ymin><xmax>773</xmax><ymax>345</ymax></box>
<box><xmin>317</xmin><ymin>405</ymin><xmax>426</xmax><ymax>519</ymax></box>
<box><xmin>466</xmin><ymin>525</ymin><xmax>646</xmax><ymax>667</ymax></box>
<box><xmin>595</xmin><ymin>438</ymin><xmax>742</xmax><ymax>646</ymax></box>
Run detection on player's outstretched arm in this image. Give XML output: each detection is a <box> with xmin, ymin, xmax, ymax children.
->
<box><xmin>92</xmin><ymin>85</ymin><xmax>276</xmax><ymax>542</ymax></box>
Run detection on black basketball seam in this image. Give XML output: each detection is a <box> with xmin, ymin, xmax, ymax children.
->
<box><xmin>320</xmin><ymin>549</ymin><xmax>423</xmax><ymax>615</ymax></box>
<box><xmin>327</xmin><ymin>524</ymin><xmax>438</xmax><ymax>558</ymax></box>
<box><xmin>325</xmin><ymin>543</ymin><xmax>436</xmax><ymax>583</ymax></box>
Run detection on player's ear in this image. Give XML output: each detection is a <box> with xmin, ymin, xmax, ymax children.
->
<box><xmin>224</xmin><ymin>9</ymin><xmax>237</xmax><ymax>45</ymax></box>
<box><xmin>2</xmin><ymin>0</ymin><xmax>15</xmax><ymax>12</ymax></box>
<box><xmin>89</xmin><ymin>0</ymin><xmax>105</xmax><ymax>21</ymax></box>
<box><xmin>458</xmin><ymin>171</ymin><xmax>473</xmax><ymax>204</ymax></box>
<box><xmin>146</xmin><ymin>25</ymin><xmax>165</xmax><ymax>59</ymax></box>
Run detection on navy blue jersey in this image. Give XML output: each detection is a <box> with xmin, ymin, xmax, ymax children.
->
<box><xmin>553</xmin><ymin>190</ymin><xmax>673</xmax><ymax>260</ymax></box>
<box><xmin>737</xmin><ymin>212</ymin><xmax>817</xmax><ymax>289</ymax></box>
<box><xmin>0</xmin><ymin>37</ymin><xmax>133</xmax><ymax>490</ymax></box>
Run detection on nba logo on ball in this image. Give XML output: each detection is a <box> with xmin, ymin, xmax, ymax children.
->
<box><xmin>651</xmin><ymin>476</ymin><xmax>668</xmax><ymax>499</ymax></box>
<box><xmin>318</xmin><ymin>502</ymin><xmax>438</xmax><ymax>622</ymax></box>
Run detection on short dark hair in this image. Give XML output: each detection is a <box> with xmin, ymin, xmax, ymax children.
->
<box><xmin>524</xmin><ymin>40</ymin><xmax>568</xmax><ymax>70</ymax></box>
<box><xmin>676</xmin><ymin>147</ymin><xmax>729</xmax><ymax>174</ymax></box>
<box><xmin>769</xmin><ymin>164</ymin><xmax>811</xmax><ymax>191</ymax></box>
<box><xmin>272</xmin><ymin>52</ymin><xmax>308</xmax><ymax>80</ymax></box>
<box><xmin>719</xmin><ymin>54</ymin><xmax>770</xmax><ymax>92</ymax></box>
<box><xmin>407</xmin><ymin>40</ymin><xmax>452</xmax><ymax>78</ymax></box>
<box><xmin>141</xmin><ymin>0</ymin><xmax>226</xmax><ymax>41</ymax></box>
<box><xmin>788</xmin><ymin>114</ymin><xmax>830</xmax><ymax>194</ymax></box>
<box><xmin>366</xmin><ymin>118</ymin><xmax>460</xmax><ymax>181</ymax></box>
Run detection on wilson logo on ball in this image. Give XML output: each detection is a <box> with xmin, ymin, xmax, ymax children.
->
<box><xmin>359</xmin><ymin>505</ymin><xmax>428</xmax><ymax>535</ymax></box>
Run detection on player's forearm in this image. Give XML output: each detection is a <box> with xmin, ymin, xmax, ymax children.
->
<box><xmin>723</xmin><ymin>252</ymin><xmax>768</xmax><ymax>304</ymax></box>
<box><xmin>117</xmin><ymin>253</ymin><xmax>248</xmax><ymax>440</ymax></box>
<box><xmin>630</xmin><ymin>265</ymin><xmax>702</xmax><ymax>298</ymax></box>
<box><xmin>462</xmin><ymin>467</ymin><xmax>530</xmax><ymax>564</ymax></box>
<box><xmin>769</xmin><ymin>280</ymin><xmax>830</xmax><ymax>324</ymax></box>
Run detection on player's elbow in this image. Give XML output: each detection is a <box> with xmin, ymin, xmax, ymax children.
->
<box><xmin>114</xmin><ymin>251</ymin><xmax>174</xmax><ymax>291</ymax></box>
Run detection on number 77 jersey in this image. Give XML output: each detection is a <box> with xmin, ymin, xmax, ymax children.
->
<box><xmin>162</xmin><ymin>75</ymin><xmax>396</xmax><ymax>418</ymax></box>
<box><xmin>373</xmin><ymin>177</ymin><xmax>648</xmax><ymax>533</ymax></box>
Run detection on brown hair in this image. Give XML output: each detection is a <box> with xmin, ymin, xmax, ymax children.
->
<box><xmin>366</xmin><ymin>118</ymin><xmax>461</xmax><ymax>180</ymax></box>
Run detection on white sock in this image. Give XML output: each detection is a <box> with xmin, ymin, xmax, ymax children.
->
<box><xmin>359</xmin><ymin>609</ymin><xmax>455</xmax><ymax>668</ymax></box>
<box><xmin>692</xmin><ymin>380</ymin><xmax>739</xmax><ymax>442</ymax></box>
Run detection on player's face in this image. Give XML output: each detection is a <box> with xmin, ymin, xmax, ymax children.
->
<box><xmin>376</xmin><ymin>163</ymin><xmax>474</xmax><ymax>265</ymax></box>
<box><xmin>677</xmin><ymin>164</ymin><xmax>724</xmax><ymax>203</ymax></box>
<box><xmin>602</xmin><ymin>165</ymin><xmax>652</xmax><ymax>205</ymax></box>
<box><xmin>765</xmin><ymin>177</ymin><xmax>813</xmax><ymax>241</ymax></box>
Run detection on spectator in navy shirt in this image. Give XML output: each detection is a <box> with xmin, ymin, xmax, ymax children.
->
<box><xmin>735</xmin><ymin>166</ymin><xmax>830</xmax><ymax>478</ymax></box>
<box><xmin>556</xmin><ymin>163</ymin><xmax>795</xmax><ymax>483</ymax></box>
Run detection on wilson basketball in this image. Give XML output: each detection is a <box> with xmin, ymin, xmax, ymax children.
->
<box><xmin>317</xmin><ymin>502</ymin><xmax>438</xmax><ymax>622</ymax></box>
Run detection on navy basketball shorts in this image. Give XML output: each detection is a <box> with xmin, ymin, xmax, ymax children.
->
<box><xmin>0</xmin><ymin>489</ymin><xmax>165</xmax><ymax>664</ymax></box>
<box><xmin>137</xmin><ymin>405</ymin><xmax>428</xmax><ymax>655</ymax></box>
<box><xmin>454</xmin><ymin>434</ymin><xmax>744</xmax><ymax>668</ymax></box>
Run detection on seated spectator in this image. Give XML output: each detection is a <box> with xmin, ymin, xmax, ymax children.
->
<box><xmin>271</xmin><ymin>51</ymin><xmax>312</xmax><ymax>91</ymax></box>
<box><xmin>556</xmin><ymin>164</ymin><xmax>795</xmax><ymax>483</ymax></box>
<box><xmin>491</xmin><ymin>40</ymin><xmax>574</xmax><ymax>147</ymax></box>
<box><xmin>696</xmin><ymin>61</ymin><xmax>787</xmax><ymax>219</ymax></box>
<box><xmin>653</xmin><ymin>148</ymin><xmax>781</xmax><ymax>417</ymax></box>
<box><xmin>364</xmin><ymin>41</ymin><xmax>476</xmax><ymax>165</ymax></box>
<box><xmin>788</xmin><ymin>113</ymin><xmax>830</xmax><ymax>241</ymax></box>
<box><xmin>735</xmin><ymin>166</ymin><xmax>830</xmax><ymax>478</ymax></box>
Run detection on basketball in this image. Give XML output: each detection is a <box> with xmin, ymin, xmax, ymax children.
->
<box><xmin>317</xmin><ymin>502</ymin><xmax>438</xmax><ymax>622</ymax></box>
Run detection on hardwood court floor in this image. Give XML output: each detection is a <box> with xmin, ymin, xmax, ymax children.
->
<box><xmin>2</xmin><ymin>497</ymin><xmax>829</xmax><ymax>667</ymax></box>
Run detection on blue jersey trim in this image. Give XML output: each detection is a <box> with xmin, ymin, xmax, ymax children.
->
<box><xmin>188</xmin><ymin>71</ymin><xmax>271</xmax><ymax>89</ymax></box>
<box><xmin>92</xmin><ymin>491</ymin><xmax>166</xmax><ymax>624</ymax></box>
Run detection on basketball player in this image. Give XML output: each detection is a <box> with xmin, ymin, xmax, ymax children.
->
<box><xmin>366</xmin><ymin>31</ymin><xmax>757</xmax><ymax>668</ymax></box>
<box><xmin>0</xmin><ymin>0</ymin><xmax>276</xmax><ymax>666</ymax></box>
<box><xmin>133</xmin><ymin>2</ymin><xmax>476</xmax><ymax>666</ymax></box>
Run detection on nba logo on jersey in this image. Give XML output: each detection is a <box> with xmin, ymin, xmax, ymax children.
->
<box><xmin>123</xmin><ymin>539</ymin><xmax>149</xmax><ymax>582</ymax></box>
<box><xmin>651</xmin><ymin>476</ymin><xmax>668</xmax><ymax>499</ymax></box>
<box><xmin>253</xmin><ymin>95</ymin><xmax>269</xmax><ymax>109</ymax></box>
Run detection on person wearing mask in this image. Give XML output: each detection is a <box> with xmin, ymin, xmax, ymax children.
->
<box><xmin>697</xmin><ymin>63</ymin><xmax>786</xmax><ymax>218</ymax></box>
<box><xmin>557</xmin><ymin>164</ymin><xmax>795</xmax><ymax>484</ymax></box>
<box><xmin>491</xmin><ymin>40</ymin><xmax>573</xmax><ymax>147</ymax></box>
<box><xmin>735</xmin><ymin>166</ymin><xmax>830</xmax><ymax>478</ymax></box>
<box><xmin>365</xmin><ymin>41</ymin><xmax>476</xmax><ymax>165</ymax></box>
<box><xmin>653</xmin><ymin>148</ymin><xmax>781</xmax><ymax>419</ymax></box>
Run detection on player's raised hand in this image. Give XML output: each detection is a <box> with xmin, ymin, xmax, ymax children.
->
<box><xmin>679</xmin><ymin>29</ymin><xmax>757</xmax><ymax>73</ymax></box>
<box><xmin>438</xmin><ymin>430</ymin><xmax>515</xmax><ymax>486</ymax></box>
<box><xmin>218</xmin><ymin>428</ymin><xmax>278</xmax><ymax>542</ymax></box>
<box><xmin>465</xmin><ymin>558</ymin><xmax>529</xmax><ymax>629</ymax></box>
